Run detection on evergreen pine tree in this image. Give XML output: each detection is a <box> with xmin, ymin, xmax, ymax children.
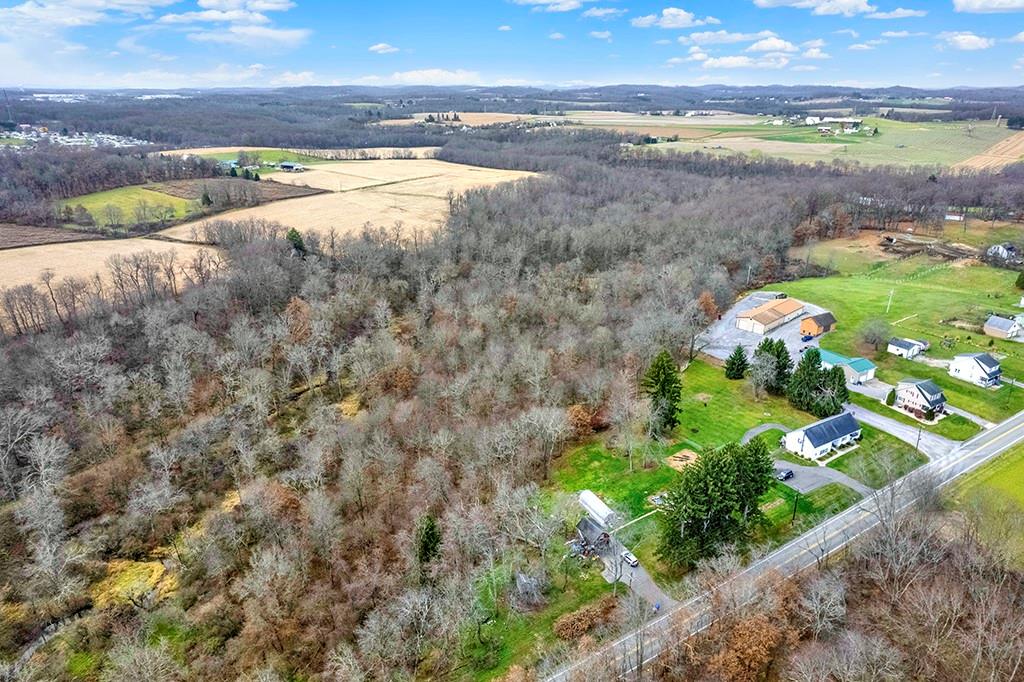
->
<box><xmin>771</xmin><ymin>339</ymin><xmax>793</xmax><ymax>394</ymax></box>
<box><xmin>642</xmin><ymin>350</ymin><xmax>683</xmax><ymax>435</ymax></box>
<box><xmin>885</xmin><ymin>388</ymin><xmax>896</xmax><ymax>406</ymax></box>
<box><xmin>724</xmin><ymin>345</ymin><xmax>748</xmax><ymax>380</ymax></box>
<box><xmin>286</xmin><ymin>227</ymin><xmax>306</xmax><ymax>255</ymax></box>
<box><xmin>1016</xmin><ymin>271</ymin><xmax>1024</xmax><ymax>290</ymax></box>
<box><xmin>787</xmin><ymin>347</ymin><xmax>822</xmax><ymax>412</ymax></box>
<box><xmin>415</xmin><ymin>514</ymin><xmax>442</xmax><ymax>570</ymax></box>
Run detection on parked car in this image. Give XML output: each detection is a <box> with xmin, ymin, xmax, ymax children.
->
<box><xmin>776</xmin><ymin>469</ymin><xmax>795</xmax><ymax>481</ymax></box>
<box><xmin>620</xmin><ymin>550</ymin><xmax>639</xmax><ymax>568</ymax></box>
<box><xmin>801</xmin><ymin>335</ymin><xmax>814</xmax><ymax>342</ymax></box>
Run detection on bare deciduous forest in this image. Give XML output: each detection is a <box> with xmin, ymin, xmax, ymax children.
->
<box><xmin>2</xmin><ymin>126</ymin><xmax>1024</xmax><ymax>680</ymax></box>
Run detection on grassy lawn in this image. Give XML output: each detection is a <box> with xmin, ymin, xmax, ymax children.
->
<box><xmin>939</xmin><ymin>219</ymin><xmax>1024</xmax><ymax>249</ymax></box>
<box><xmin>676</xmin><ymin>360</ymin><xmax>814</xmax><ymax>449</ymax></box>
<box><xmin>61</xmin><ymin>185</ymin><xmax>194</xmax><ymax>225</ymax></box>
<box><xmin>847</xmin><ymin>391</ymin><xmax>981</xmax><ymax>441</ymax></box>
<box><xmin>460</xmin><ymin>560</ymin><xmax>612</xmax><ymax>681</ymax></box>
<box><xmin>551</xmin><ymin>441</ymin><xmax>681</xmax><ymax>518</ymax></box>
<box><xmin>760</xmin><ymin>260</ymin><xmax>1024</xmax><ymax>422</ymax></box>
<box><xmin>758</xmin><ymin>481</ymin><xmax>862</xmax><ymax>543</ymax></box>
<box><xmin>828</xmin><ymin>424</ymin><xmax>928</xmax><ymax>488</ymax></box>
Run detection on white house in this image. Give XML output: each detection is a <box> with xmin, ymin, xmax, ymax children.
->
<box><xmin>984</xmin><ymin>315</ymin><xmax>1021</xmax><ymax>340</ymax></box>
<box><xmin>783</xmin><ymin>412</ymin><xmax>862</xmax><ymax>460</ymax></box>
<box><xmin>887</xmin><ymin>337</ymin><xmax>927</xmax><ymax>359</ymax></box>
<box><xmin>895</xmin><ymin>378</ymin><xmax>947</xmax><ymax>419</ymax></box>
<box><xmin>949</xmin><ymin>352</ymin><xmax>1001</xmax><ymax>388</ymax></box>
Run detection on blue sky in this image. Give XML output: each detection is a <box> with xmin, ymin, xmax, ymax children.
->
<box><xmin>0</xmin><ymin>0</ymin><xmax>1022</xmax><ymax>89</ymax></box>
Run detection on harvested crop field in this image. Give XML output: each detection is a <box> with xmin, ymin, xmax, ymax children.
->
<box><xmin>154</xmin><ymin>178</ymin><xmax>324</xmax><ymax>202</ymax></box>
<box><xmin>0</xmin><ymin>239</ymin><xmax>214</xmax><ymax>291</ymax></box>
<box><xmin>953</xmin><ymin>131</ymin><xmax>1024</xmax><ymax>170</ymax></box>
<box><xmin>0</xmin><ymin>223</ymin><xmax>102</xmax><ymax>251</ymax></box>
<box><xmin>159</xmin><ymin>159</ymin><xmax>533</xmax><ymax>242</ymax></box>
<box><xmin>382</xmin><ymin>113</ymin><xmax>530</xmax><ymax>126</ymax></box>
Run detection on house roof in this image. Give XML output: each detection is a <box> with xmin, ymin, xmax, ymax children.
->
<box><xmin>801</xmin><ymin>412</ymin><xmax>861</xmax><ymax>448</ymax></box>
<box><xmin>806</xmin><ymin>311</ymin><xmax>837</xmax><ymax>328</ymax></box>
<box><xmin>985</xmin><ymin>315</ymin><xmax>1016</xmax><ymax>332</ymax></box>
<box><xmin>818</xmin><ymin>349</ymin><xmax>849</xmax><ymax>367</ymax></box>
<box><xmin>888</xmin><ymin>337</ymin><xmax>919</xmax><ymax>351</ymax></box>
<box><xmin>737</xmin><ymin>297</ymin><xmax>804</xmax><ymax>326</ymax></box>
<box><xmin>818</xmin><ymin>350</ymin><xmax>874</xmax><ymax>374</ymax></box>
<box><xmin>846</xmin><ymin>357</ymin><xmax>876</xmax><ymax>373</ymax></box>
<box><xmin>958</xmin><ymin>352</ymin><xmax>1001</xmax><ymax>377</ymax></box>
<box><xmin>898</xmin><ymin>378</ymin><xmax>946</xmax><ymax>408</ymax></box>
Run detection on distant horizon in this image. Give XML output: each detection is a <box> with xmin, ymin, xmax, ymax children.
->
<box><xmin>3</xmin><ymin>82</ymin><xmax>1022</xmax><ymax>93</ymax></box>
<box><xmin>2</xmin><ymin>1</ymin><xmax>1024</xmax><ymax>90</ymax></box>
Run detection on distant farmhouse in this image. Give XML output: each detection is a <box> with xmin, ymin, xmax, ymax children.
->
<box><xmin>783</xmin><ymin>412</ymin><xmax>862</xmax><ymax>460</ymax></box>
<box><xmin>895</xmin><ymin>378</ymin><xmax>947</xmax><ymax>419</ymax></box>
<box><xmin>819</xmin><ymin>349</ymin><xmax>877</xmax><ymax>384</ymax></box>
<box><xmin>735</xmin><ymin>296</ymin><xmax>804</xmax><ymax>335</ymax></box>
<box><xmin>949</xmin><ymin>352</ymin><xmax>1001</xmax><ymax>388</ymax></box>
<box><xmin>887</xmin><ymin>337</ymin><xmax>928</xmax><ymax>359</ymax></box>
<box><xmin>984</xmin><ymin>315</ymin><xmax>1021</xmax><ymax>340</ymax></box>
<box><xmin>800</xmin><ymin>312</ymin><xmax>837</xmax><ymax>338</ymax></box>
<box><xmin>805</xmin><ymin>116</ymin><xmax>862</xmax><ymax>134</ymax></box>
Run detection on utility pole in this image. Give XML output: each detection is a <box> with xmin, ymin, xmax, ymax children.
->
<box><xmin>791</xmin><ymin>491</ymin><xmax>801</xmax><ymax>523</ymax></box>
<box><xmin>886</xmin><ymin>288</ymin><xmax>894</xmax><ymax>314</ymax></box>
<box><xmin>915</xmin><ymin>422</ymin><xmax>922</xmax><ymax>453</ymax></box>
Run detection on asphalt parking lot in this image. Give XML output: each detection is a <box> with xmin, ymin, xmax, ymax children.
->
<box><xmin>700</xmin><ymin>292</ymin><xmax>831</xmax><ymax>362</ymax></box>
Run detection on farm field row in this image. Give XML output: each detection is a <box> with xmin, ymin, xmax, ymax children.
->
<box><xmin>654</xmin><ymin>118</ymin><xmax>1014</xmax><ymax>167</ymax></box>
<box><xmin>0</xmin><ymin>157</ymin><xmax>533</xmax><ymax>295</ymax></box>
<box><xmin>159</xmin><ymin>159</ymin><xmax>533</xmax><ymax>243</ymax></box>
<box><xmin>0</xmin><ymin>223</ymin><xmax>102</xmax><ymax>251</ymax></box>
<box><xmin>0</xmin><ymin>239</ymin><xmax>214</xmax><ymax>290</ymax></box>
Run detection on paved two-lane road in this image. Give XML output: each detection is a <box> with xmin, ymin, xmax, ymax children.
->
<box><xmin>545</xmin><ymin>408</ymin><xmax>1024</xmax><ymax>681</ymax></box>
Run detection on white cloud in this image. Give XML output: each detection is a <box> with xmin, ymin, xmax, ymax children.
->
<box><xmin>582</xmin><ymin>7</ymin><xmax>628</xmax><ymax>18</ymax></box>
<box><xmin>355</xmin><ymin>68</ymin><xmax>481</xmax><ymax>85</ymax></box>
<box><xmin>848</xmin><ymin>42</ymin><xmax>874</xmax><ymax>49</ymax></box>
<box><xmin>752</xmin><ymin>0</ymin><xmax>877</xmax><ymax>16</ymax></box>
<box><xmin>498</xmin><ymin>24</ymin><xmax>512</xmax><ymax>30</ymax></box>
<box><xmin>702</xmin><ymin>54</ymin><xmax>791</xmax><ymax>68</ymax></box>
<box><xmin>188</xmin><ymin>24</ymin><xmax>310</xmax><ymax>48</ymax></box>
<box><xmin>589</xmin><ymin>30</ymin><xmax>612</xmax><ymax>41</ymax></box>
<box><xmin>747</xmin><ymin>36</ymin><xmax>798</xmax><ymax>52</ymax></box>
<box><xmin>881</xmin><ymin>30</ymin><xmax>926</xmax><ymax>37</ymax></box>
<box><xmin>685</xmin><ymin>29</ymin><xmax>776</xmax><ymax>44</ymax></box>
<box><xmin>802</xmin><ymin>46</ymin><xmax>831</xmax><ymax>58</ymax></box>
<box><xmin>802</xmin><ymin>38</ymin><xmax>826</xmax><ymax>47</ymax></box>
<box><xmin>115</xmin><ymin>34</ymin><xmax>177</xmax><ymax>61</ymax></box>
<box><xmin>792</xmin><ymin>64</ymin><xmax>820</xmax><ymax>71</ymax></box>
<box><xmin>368</xmin><ymin>42</ymin><xmax>399</xmax><ymax>53</ymax></box>
<box><xmin>655</xmin><ymin>38</ymin><xmax>672</xmax><ymax>44</ymax></box>
<box><xmin>1016</xmin><ymin>56</ymin><xmax>1024</xmax><ymax>69</ymax></box>
<box><xmin>631</xmin><ymin>7</ymin><xmax>720</xmax><ymax>28</ymax></box>
<box><xmin>668</xmin><ymin>45</ymin><xmax>709</xmax><ymax>63</ymax></box>
<box><xmin>939</xmin><ymin>31</ymin><xmax>995</xmax><ymax>49</ymax></box>
<box><xmin>866</xmin><ymin>7</ymin><xmax>927</xmax><ymax>18</ymax></box>
<box><xmin>512</xmin><ymin>0</ymin><xmax>592</xmax><ymax>11</ymax></box>
<box><xmin>1011</xmin><ymin>31</ymin><xmax>1024</xmax><ymax>41</ymax></box>
<box><xmin>834</xmin><ymin>28</ymin><xmax>860</xmax><ymax>37</ymax></box>
<box><xmin>549</xmin><ymin>32</ymin><xmax>566</xmax><ymax>39</ymax></box>
<box><xmin>158</xmin><ymin>9</ymin><xmax>269</xmax><ymax>24</ymax></box>
<box><xmin>954</xmin><ymin>0</ymin><xmax>1024</xmax><ymax>11</ymax></box>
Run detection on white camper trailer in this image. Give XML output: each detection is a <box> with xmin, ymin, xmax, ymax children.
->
<box><xmin>579</xmin><ymin>490</ymin><xmax>617</xmax><ymax>528</ymax></box>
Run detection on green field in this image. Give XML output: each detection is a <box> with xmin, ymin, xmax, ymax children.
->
<box><xmin>0</xmin><ymin>137</ymin><xmax>27</xmax><ymax>146</ymax></box>
<box><xmin>847</xmin><ymin>392</ymin><xmax>981</xmax><ymax>441</ymax></box>
<box><xmin>759</xmin><ymin>259</ymin><xmax>1024</xmax><ymax>422</ymax></box>
<box><xmin>654</xmin><ymin>117</ymin><xmax>1013</xmax><ymax>167</ymax></box>
<box><xmin>190</xmin><ymin>148</ymin><xmax>325</xmax><ymax>175</ymax></box>
<box><xmin>60</xmin><ymin>185</ymin><xmax>194</xmax><ymax>225</ymax></box>
<box><xmin>951</xmin><ymin>442</ymin><xmax>1024</xmax><ymax>566</ymax></box>
<box><xmin>676</xmin><ymin>359</ymin><xmax>814</xmax><ymax>448</ymax></box>
<box><xmin>758</xmin><ymin>481</ymin><xmax>862</xmax><ymax>538</ymax></box>
<box><xmin>828</xmin><ymin>424</ymin><xmax>928</xmax><ymax>488</ymax></box>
